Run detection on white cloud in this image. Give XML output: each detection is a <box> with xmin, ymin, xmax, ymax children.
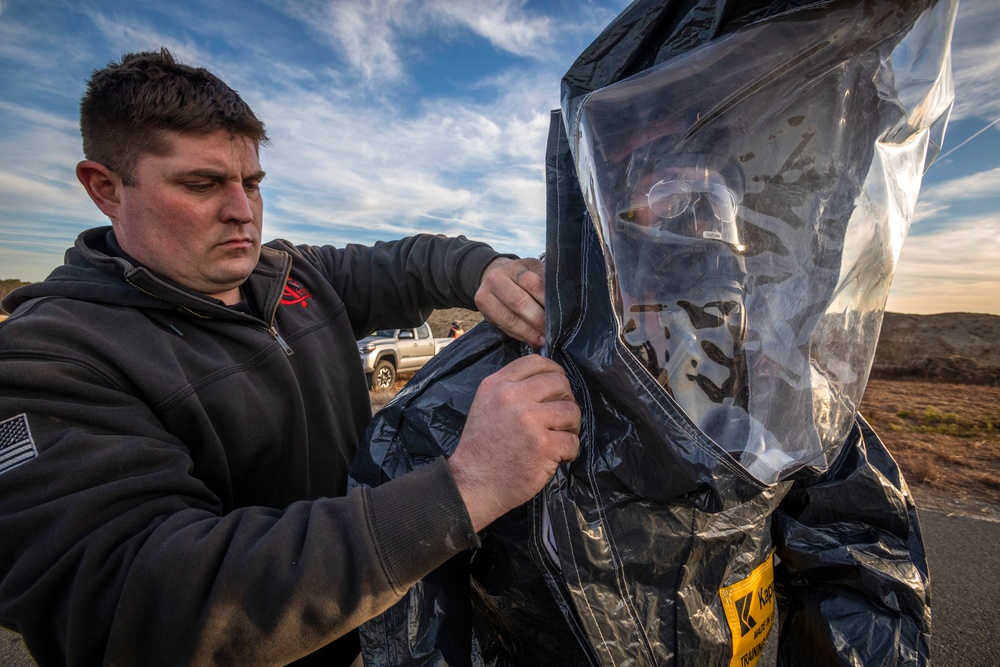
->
<box><xmin>9</xmin><ymin>0</ymin><xmax>989</xmax><ymax>306</ymax></box>
<box><xmin>0</xmin><ymin>101</ymin><xmax>97</xmax><ymax>231</ymax></box>
<box><xmin>0</xmin><ymin>100</ymin><xmax>77</xmax><ymax>133</ymax></box>
<box><xmin>887</xmin><ymin>215</ymin><xmax>1000</xmax><ymax>314</ymax></box>
<box><xmin>323</xmin><ymin>0</ymin><xmax>413</xmax><ymax>83</ymax></box>
<box><xmin>267</xmin><ymin>0</ymin><xmax>413</xmax><ymax>85</ymax></box>
<box><xmin>241</xmin><ymin>46</ymin><xmax>560</xmax><ymax>256</ymax></box>
<box><xmin>911</xmin><ymin>199</ymin><xmax>950</xmax><ymax>224</ymax></box>
<box><xmin>0</xmin><ymin>170</ymin><xmax>81</xmax><ymax>214</ymax></box>
<box><xmin>0</xmin><ymin>10</ymin><xmax>46</xmax><ymax>66</ymax></box>
<box><xmin>918</xmin><ymin>166</ymin><xmax>1000</xmax><ymax>202</ymax></box>
<box><xmin>266</xmin><ymin>0</ymin><xmax>619</xmax><ymax>88</ymax></box>
<box><xmin>427</xmin><ymin>0</ymin><xmax>552</xmax><ymax>59</ymax></box>
<box><xmin>88</xmin><ymin>13</ymin><xmax>221</xmax><ymax>76</ymax></box>
<box><xmin>949</xmin><ymin>0</ymin><xmax>1000</xmax><ymax>121</ymax></box>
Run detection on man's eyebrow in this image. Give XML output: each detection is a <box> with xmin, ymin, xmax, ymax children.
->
<box><xmin>172</xmin><ymin>168</ymin><xmax>267</xmax><ymax>181</ymax></box>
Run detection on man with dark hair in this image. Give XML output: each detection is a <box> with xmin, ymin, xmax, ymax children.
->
<box><xmin>79</xmin><ymin>48</ymin><xmax>270</xmax><ymax>187</ymax></box>
<box><xmin>0</xmin><ymin>48</ymin><xmax>580</xmax><ymax>666</ymax></box>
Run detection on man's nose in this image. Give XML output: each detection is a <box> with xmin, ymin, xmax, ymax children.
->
<box><xmin>221</xmin><ymin>183</ymin><xmax>255</xmax><ymax>224</ymax></box>
<box><xmin>689</xmin><ymin>194</ymin><xmax>720</xmax><ymax>229</ymax></box>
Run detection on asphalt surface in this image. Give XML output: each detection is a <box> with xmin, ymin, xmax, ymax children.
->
<box><xmin>919</xmin><ymin>507</ymin><xmax>1000</xmax><ymax>666</ymax></box>
<box><xmin>0</xmin><ymin>627</ymin><xmax>30</xmax><ymax>667</ymax></box>
<box><xmin>2</xmin><ymin>507</ymin><xmax>997</xmax><ymax>665</ymax></box>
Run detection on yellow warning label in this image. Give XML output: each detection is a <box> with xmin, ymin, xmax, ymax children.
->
<box><xmin>719</xmin><ymin>552</ymin><xmax>775</xmax><ymax>667</ymax></box>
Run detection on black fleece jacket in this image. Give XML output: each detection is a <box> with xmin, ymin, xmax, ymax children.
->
<box><xmin>0</xmin><ymin>227</ymin><xmax>501</xmax><ymax>666</ymax></box>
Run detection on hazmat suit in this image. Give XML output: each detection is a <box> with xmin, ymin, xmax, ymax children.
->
<box><xmin>350</xmin><ymin>0</ymin><xmax>957</xmax><ymax>664</ymax></box>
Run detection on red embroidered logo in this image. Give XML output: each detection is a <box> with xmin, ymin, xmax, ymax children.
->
<box><xmin>281</xmin><ymin>279</ymin><xmax>312</xmax><ymax>308</ymax></box>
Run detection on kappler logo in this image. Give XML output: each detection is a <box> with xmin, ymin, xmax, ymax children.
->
<box><xmin>720</xmin><ymin>554</ymin><xmax>775</xmax><ymax>667</ymax></box>
<box><xmin>734</xmin><ymin>593</ymin><xmax>757</xmax><ymax>636</ymax></box>
<box><xmin>281</xmin><ymin>279</ymin><xmax>312</xmax><ymax>308</ymax></box>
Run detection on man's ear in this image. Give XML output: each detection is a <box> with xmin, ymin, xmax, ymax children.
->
<box><xmin>76</xmin><ymin>160</ymin><xmax>124</xmax><ymax>220</ymax></box>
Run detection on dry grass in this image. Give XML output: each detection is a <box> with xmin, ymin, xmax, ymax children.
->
<box><xmin>860</xmin><ymin>378</ymin><xmax>1000</xmax><ymax>510</ymax></box>
<box><xmin>369</xmin><ymin>373</ymin><xmax>414</xmax><ymax>411</ymax></box>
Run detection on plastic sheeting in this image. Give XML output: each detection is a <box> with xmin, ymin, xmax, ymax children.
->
<box><xmin>351</xmin><ymin>0</ymin><xmax>955</xmax><ymax>664</ymax></box>
<box><xmin>568</xmin><ymin>0</ymin><xmax>956</xmax><ymax>484</ymax></box>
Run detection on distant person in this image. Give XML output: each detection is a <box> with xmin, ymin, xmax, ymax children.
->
<box><xmin>448</xmin><ymin>321</ymin><xmax>465</xmax><ymax>337</ymax></box>
<box><xmin>0</xmin><ymin>48</ymin><xmax>580</xmax><ymax>666</ymax></box>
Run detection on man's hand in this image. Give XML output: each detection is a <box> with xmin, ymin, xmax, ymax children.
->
<box><xmin>448</xmin><ymin>354</ymin><xmax>580</xmax><ymax>531</ymax></box>
<box><xmin>475</xmin><ymin>257</ymin><xmax>546</xmax><ymax>349</ymax></box>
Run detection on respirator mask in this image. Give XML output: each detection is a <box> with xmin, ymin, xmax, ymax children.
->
<box><xmin>610</xmin><ymin>151</ymin><xmax>753</xmax><ymax>455</ymax></box>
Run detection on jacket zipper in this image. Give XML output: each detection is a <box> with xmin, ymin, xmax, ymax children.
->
<box><xmin>267</xmin><ymin>323</ymin><xmax>294</xmax><ymax>356</ymax></box>
<box><xmin>127</xmin><ymin>278</ymin><xmax>294</xmax><ymax>356</ymax></box>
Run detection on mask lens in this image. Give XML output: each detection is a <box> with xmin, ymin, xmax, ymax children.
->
<box><xmin>706</xmin><ymin>186</ymin><xmax>738</xmax><ymax>223</ymax></box>
<box><xmin>647</xmin><ymin>178</ymin><xmax>739</xmax><ymax>225</ymax></box>
<box><xmin>647</xmin><ymin>179</ymin><xmax>693</xmax><ymax>219</ymax></box>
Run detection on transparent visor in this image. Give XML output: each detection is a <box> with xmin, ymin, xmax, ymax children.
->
<box><xmin>568</xmin><ymin>0</ymin><xmax>956</xmax><ymax>485</ymax></box>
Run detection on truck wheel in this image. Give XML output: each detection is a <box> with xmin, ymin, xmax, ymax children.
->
<box><xmin>370</xmin><ymin>359</ymin><xmax>396</xmax><ymax>391</ymax></box>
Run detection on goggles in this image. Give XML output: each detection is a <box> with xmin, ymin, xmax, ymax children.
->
<box><xmin>617</xmin><ymin>173</ymin><xmax>744</xmax><ymax>251</ymax></box>
<box><xmin>648</xmin><ymin>178</ymin><xmax>739</xmax><ymax>224</ymax></box>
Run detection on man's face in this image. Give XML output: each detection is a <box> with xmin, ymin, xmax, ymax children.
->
<box><xmin>611</xmin><ymin>158</ymin><xmax>749</xmax><ymax>421</ymax></box>
<box><xmin>112</xmin><ymin>130</ymin><xmax>265</xmax><ymax>304</ymax></box>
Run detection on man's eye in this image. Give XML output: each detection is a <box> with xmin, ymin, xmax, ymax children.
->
<box><xmin>185</xmin><ymin>182</ymin><xmax>214</xmax><ymax>193</ymax></box>
<box><xmin>244</xmin><ymin>182</ymin><xmax>261</xmax><ymax>193</ymax></box>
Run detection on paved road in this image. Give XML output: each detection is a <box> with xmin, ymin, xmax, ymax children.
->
<box><xmin>0</xmin><ymin>627</ymin><xmax>31</xmax><ymax>667</ymax></box>
<box><xmin>919</xmin><ymin>507</ymin><xmax>1000</xmax><ymax>666</ymax></box>
<box><xmin>2</xmin><ymin>507</ymin><xmax>997</xmax><ymax>665</ymax></box>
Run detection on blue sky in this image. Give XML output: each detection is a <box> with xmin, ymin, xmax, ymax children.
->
<box><xmin>1</xmin><ymin>0</ymin><xmax>997</xmax><ymax>315</ymax></box>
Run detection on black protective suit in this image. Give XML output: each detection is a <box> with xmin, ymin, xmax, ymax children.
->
<box><xmin>350</xmin><ymin>0</ymin><xmax>957</xmax><ymax>665</ymax></box>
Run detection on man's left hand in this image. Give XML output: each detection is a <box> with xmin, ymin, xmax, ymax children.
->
<box><xmin>475</xmin><ymin>257</ymin><xmax>546</xmax><ymax>349</ymax></box>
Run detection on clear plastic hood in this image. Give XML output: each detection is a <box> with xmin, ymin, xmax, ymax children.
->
<box><xmin>568</xmin><ymin>0</ymin><xmax>957</xmax><ymax>484</ymax></box>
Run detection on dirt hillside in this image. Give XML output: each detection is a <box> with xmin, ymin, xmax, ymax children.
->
<box><xmin>872</xmin><ymin>312</ymin><xmax>1000</xmax><ymax>385</ymax></box>
<box><xmin>427</xmin><ymin>308</ymin><xmax>483</xmax><ymax>338</ymax></box>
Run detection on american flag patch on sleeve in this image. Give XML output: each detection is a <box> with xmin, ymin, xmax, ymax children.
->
<box><xmin>0</xmin><ymin>413</ymin><xmax>38</xmax><ymax>475</ymax></box>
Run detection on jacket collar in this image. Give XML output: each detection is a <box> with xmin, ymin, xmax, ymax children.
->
<box><xmin>2</xmin><ymin>227</ymin><xmax>292</xmax><ymax>323</ymax></box>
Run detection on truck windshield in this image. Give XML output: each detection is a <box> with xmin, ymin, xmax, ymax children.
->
<box><xmin>374</xmin><ymin>329</ymin><xmax>397</xmax><ymax>338</ymax></box>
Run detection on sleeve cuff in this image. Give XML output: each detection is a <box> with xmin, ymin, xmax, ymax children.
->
<box><xmin>455</xmin><ymin>246</ymin><xmax>519</xmax><ymax>303</ymax></box>
<box><xmin>364</xmin><ymin>457</ymin><xmax>480</xmax><ymax>593</ymax></box>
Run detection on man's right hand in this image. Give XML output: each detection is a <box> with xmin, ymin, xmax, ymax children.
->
<box><xmin>447</xmin><ymin>354</ymin><xmax>581</xmax><ymax>532</ymax></box>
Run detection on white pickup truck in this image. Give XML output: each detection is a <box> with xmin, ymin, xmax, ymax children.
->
<box><xmin>358</xmin><ymin>323</ymin><xmax>455</xmax><ymax>390</ymax></box>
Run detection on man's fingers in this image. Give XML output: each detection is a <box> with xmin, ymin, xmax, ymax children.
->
<box><xmin>486</xmin><ymin>257</ymin><xmax>544</xmax><ymax>301</ymax></box>
<box><xmin>502</xmin><ymin>264</ymin><xmax>545</xmax><ymax>334</ymax></box>
<box><xmin>487</xmin><ymin>361</ymin><xmax>581</xmax><ymax>436</ymax></box>
<box><xmin>452</xmin><ymin>358</ymin><xmax>580</xmax><ymax>531</ymax></box>
<box><xmin>538</xmin><ymin>400</ymin><xmax>582</xmax><ymax>437</ymax></box>
<box><xmin>477</xmin><ymin>292</ymin><xmax>544</xmax><ymax>347</ymax></box>
<box><xmin>486</xmin><ymin>354</ymin><xmax>572</xmax><ymax>395</ymax></box>
<box><xmin>551</xmin><ymin>430</ymin><xmax>581</xmax><ymax>464</ymax></box>
<box><xmin>476</xmin><ymin>258</ymin><xmax>546</xmax><ymax>348</ymax></box>
<box><xmin>509</xmin><ymin>260</ymin><xmax>545</xmax><ymax>307</ymax></box>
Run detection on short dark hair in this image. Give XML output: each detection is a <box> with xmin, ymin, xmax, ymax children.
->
<box><xmin>80</xmin><ymin>48</ymin><xmax>269</xmax><ymax>185</ymax></box>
